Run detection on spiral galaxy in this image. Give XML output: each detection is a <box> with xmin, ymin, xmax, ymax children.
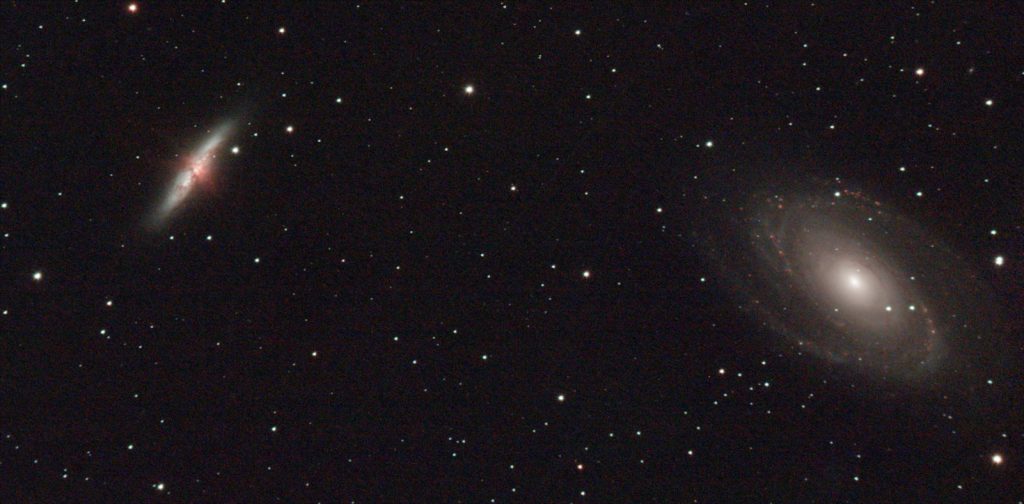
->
<box><xmin>699</xmin><ymin>178</ymin><xmax>1002</xmax><ymax>385</ymax></box>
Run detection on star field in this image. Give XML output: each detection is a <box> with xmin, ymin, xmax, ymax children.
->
<box><xmin>1</xmin><ymin>2</ymin><xmax>1022</xmax><ymax>502</ymax></box>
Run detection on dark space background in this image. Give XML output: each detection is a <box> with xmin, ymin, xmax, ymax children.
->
<box><xmin>1</xmin><ymin>2</ymin><xmax>1021</xmax><ymax>502</ymax></box>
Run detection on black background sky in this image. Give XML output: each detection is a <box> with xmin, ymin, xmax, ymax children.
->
<box><xmin>1</xmin><ymin>2</ymin><xmax>1022</xmax><ymax>502</ymax></box>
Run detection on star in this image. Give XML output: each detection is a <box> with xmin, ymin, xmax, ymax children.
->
<box><xmin>32</xmin><ymin>271</ymin><xmax>42</xmax><ymax>281</ymax></box>
<box><xmin>915</xmin><ymin>67</ymin><xmax>925</xmax><ymax>77</ymax></box>
<box><xmin>464</xmin><ymin>85</ymin><xmax>474</xmax><ymax>95</ymax></box>
<box><xmin>127</xmin><ymin>3</ymin><xmax>138</xmax><ymax>14</ymax></box>
<box><xmin>991</xmin><ymin>453</ymin><xmax>1003</xmax><ymax>465</ymax></box>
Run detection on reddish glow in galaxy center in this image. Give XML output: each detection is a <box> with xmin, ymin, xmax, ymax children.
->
<box><xmin>154</xmin><ymin>124</ymin><xmax>232</xmax><ymax>223</ymax></box>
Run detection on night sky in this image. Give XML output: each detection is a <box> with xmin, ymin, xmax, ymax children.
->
<box><xmin>1</xmin><ymin>2</ymin><xmax>1022</xmax><ymax>502</ymax></box>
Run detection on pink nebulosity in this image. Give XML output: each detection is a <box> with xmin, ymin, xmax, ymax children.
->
<box><xmin>154</xmin><ymin>123</ymin><xmax>232</xmax><ymax>223</ymax></box>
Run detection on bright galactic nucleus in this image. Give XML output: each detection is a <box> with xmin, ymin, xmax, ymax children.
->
<box><xmin>697</xmin><ymin>176</ymin><xmax>1003</xmax><ymax>386</ymax></box>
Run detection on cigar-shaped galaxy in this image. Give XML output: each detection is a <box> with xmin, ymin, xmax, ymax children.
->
<box><xmin>150</xmin><ymin>122</ymin><xmax>234</xmax><ymax>226</ymax></box>
<box><xmin>700</xmin><ymin>179</ymin><xmax>1003</xmax><ymax>385</ymax></box>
